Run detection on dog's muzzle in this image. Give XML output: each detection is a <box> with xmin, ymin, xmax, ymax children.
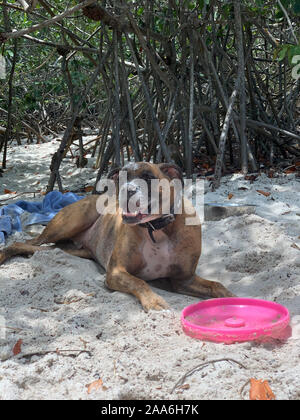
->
<box><xmin>120</xmin><ymin>181</ymin><xmax>149</xmax><ymax>224</ymax></box>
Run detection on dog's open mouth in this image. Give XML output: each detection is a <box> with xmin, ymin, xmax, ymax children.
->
<box><xmin>121</xmin><ymin>201</ymin><xmax>158</xmax><ymax>224</ymax></box>
<box><xmin>122</xmin><ymin>210</ymin><xmax>149</xmax><ymax>224</ymax></box>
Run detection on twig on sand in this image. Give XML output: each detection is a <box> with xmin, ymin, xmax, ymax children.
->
<box><xmin>3</xmin><ymin>348</ymin><xmax>91</xmax><ymax>362</ymax></box>
<box><xmin>30</xmin><ymin>306</ymin><xmax>59</xmax><ymax>313</ymax></box>
<box><xmin>171</xmin><ymin>358</ymin><xmax>247</xmax><ymax>394</ymax></box>
<box><xmin>20</xmin><ymin>349</ymin><xmax>92</xmax><ymax>359</ymax></box>
<box><xmin>240</xmin><ymin>379</ymin><xmax>251</xmax><ymax>399</ymax></box>
<box><xmin>291</xmin><ymin>243</ymin><xmax>300</xmax><ymax>251</ymax></box>
<box><xmin>0</xmin><ymin>325</ymin><xmax>23</xmax><ymax>333</ymax></box>
<box><xmin>0</xmin><ymin>191</ymin><xmax>42</xmax><ymax>203</ymax></box>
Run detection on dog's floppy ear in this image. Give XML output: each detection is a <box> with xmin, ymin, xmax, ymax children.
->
<box><xmin>158</xmin><ymin>163</ymin><xmax>184</xmax><ymax>187</ymax></box>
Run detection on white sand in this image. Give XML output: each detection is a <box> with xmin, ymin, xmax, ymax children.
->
<box><xmin>0</xmin><ymin>139</ymin><xmax>300</xmax><ymax>400</ymax></box>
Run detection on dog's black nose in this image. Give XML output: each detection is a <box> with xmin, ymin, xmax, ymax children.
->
<box><xmin>127</xmin><ymin>188</ymin><xmax>138</xmax><ymax>199</ymax></box>
<box><xmin>127</xmin><ymin>183</ymin><xmax>139</xmax><ymax>198</ymax></box>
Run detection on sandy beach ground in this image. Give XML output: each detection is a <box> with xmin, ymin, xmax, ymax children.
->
<box><xmin>0</xmin><ymin>137</ymin><xmax>300</xmax><ymax>400</ymax></box>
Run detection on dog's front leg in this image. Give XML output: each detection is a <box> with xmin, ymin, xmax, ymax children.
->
<box><xmin>106</xmin><ymin>267</ymin><xmax>169</xmax><ymax>312</ymax></box>
<box><xmin>171</xmin><ymin>274</ymin><xmax>235</xmax><ymax>298</ymax></box>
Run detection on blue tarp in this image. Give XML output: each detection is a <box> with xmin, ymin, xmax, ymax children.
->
<box><xmin>0</xmin><ymin>191</ymin><xmax>83</xmax><ymax>244</ymax></box>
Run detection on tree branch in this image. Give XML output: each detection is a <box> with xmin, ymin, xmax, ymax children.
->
<box><xmin>0</xmin><ymin>0</ymin><xmax>96</xmax><ymax>41</ymax></box>
<box><xmin>212</xmin><ymin>74</ymin><xmax>242</xmax><ymax>191</ymax></box>
<box><xmin>80</xmin><ymin>0</ymin><xmax>167</xmax><ymax>44</ymax></box>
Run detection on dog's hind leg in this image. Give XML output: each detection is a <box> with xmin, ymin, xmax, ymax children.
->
<box><xmin>0</xmin><ymin>242</ymin><xmax>54</xmax><ymax>265</ymax></box>
<box><xmin>28</xmin><ymin>195</ymin><xmax>100</xmax><ymax>246</ymax></box>
<box><xmin>0</xmin><ymin>195</ymin><xmax>99</xmax><ymax>265</ymax></box>
<box><xmin>0</xmin><ymin>241</ymin><xmax>94</xmax><ymax>265</ymax></box>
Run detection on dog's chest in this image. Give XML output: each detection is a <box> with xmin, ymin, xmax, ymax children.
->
<box><xmin>137</xmin><ymin>234</ymin><xmax>174</xmax><ymax>281</ymax></box>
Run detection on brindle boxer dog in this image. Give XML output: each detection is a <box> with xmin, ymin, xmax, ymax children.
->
<box><xmin>0</xmin><ymin>162</ymin><xmax>233</xmax><ymax>311</ymax></box>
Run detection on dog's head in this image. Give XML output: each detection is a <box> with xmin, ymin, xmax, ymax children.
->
<box><xmin>108</xmin><ymin>162</ymin><xmax>183</xmax><ymax>225</ymax></box>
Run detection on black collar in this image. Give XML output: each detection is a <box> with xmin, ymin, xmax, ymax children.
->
<box><xmin>139</xmin><ymin>214</ymin><xmax>175</xmax><ymax>243</ymax></box>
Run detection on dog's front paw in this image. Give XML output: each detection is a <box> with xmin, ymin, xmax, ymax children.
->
<box><xmin>211</xmin><ymin>281</ymin><xmax>236</xmax><ymax>298</ymax></box>
<box><xmin>141</xmin><ymin>293</ymin><xmax>169</xmax><ymax>312</ymax></box>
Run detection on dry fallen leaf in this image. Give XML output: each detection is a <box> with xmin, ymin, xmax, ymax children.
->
<box><xmin>257</xmin><ymin>190</ymin><xmax>271</xmax><ymax>197</ymax></box>
<box><xmin>4</xmin><ymin>189</ymin><xmax>16</xmax><ymax>194</ymax></box>
<box><xmin>228</xmin><ymin>193</ymin><xmax>234</xmax><ymax>200</ymax></box>
<box><xmin>84</xmin><ymin>186</ymin><xmax>94</xmax><ymax>192</ymax></box>
<box><xmin>245</xmin><ymin>175</ymin><xmax>258</xmax><ymax>183</ymax></box>
<box><xmin>86</xmin><ymin>378</ymin><xmax>105</xmax><ymax>394</ymax></box>
<box><xmin>284</xmin><ymin>166</ymin><xmax>296</xmax><ymax>174</ymax></box>
<box><xmin>12</xmin><ymin>339</ymin><xmax>23</xmax><ymax>356</ymax></box>
<box><xmin>79</xmin><ymin>337</ymin><xmax>88</xmax><ymax>349</ymax></box>
<box><xmin>178</xmin><ymin>383</ymin><xmax>190</xmax><ymax>390</ymax></box>
<box><xmin>249</xmin><ymin>378</ymin><xmax>275</xmax><ymax>400</ymax></box>
<box><xmin>291</xmin><ymin>243</ymin><xmax>300</xmax><ymax>251</ymax></box>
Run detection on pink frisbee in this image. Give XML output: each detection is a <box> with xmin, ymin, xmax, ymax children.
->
<box><xmin>181</xmin><ymin>298</ymin><xmax>290</xmax><ymax>344</ymax></box>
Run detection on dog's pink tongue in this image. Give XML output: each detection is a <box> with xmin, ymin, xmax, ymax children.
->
<box><xmin>122</xmin><ymin>211</ymin><xmax>143</xmax><ymax>220</ymax></box>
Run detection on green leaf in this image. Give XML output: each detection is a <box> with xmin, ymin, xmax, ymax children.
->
<box><xmin>222</xmin><ymin>3</ymin><xmax>234</xmax><ymax>19</ymax></box>
<box><xmin>286</xmin><ymin>44</ymin><xmax>300</xmax><ymax>64</ymax></box>
<box><xmin>290</xmin><ymin>45</ymin><xmax>300</xmax><ymax>55</ymax></box>
<box><xmin>137</xmin><ymin>7</ymin><xmax>144</xmax><ymax>16</ymax></box>
<box><xmin>293</xmin><ymin>0</ymin><xmax>300</xmax><ymax>14</ymax></box>
<box><xmin>289</xmin><ymin>45</ymin><xmax>300</xmax><ymax>64</ymax></box>
<box><xmin>198</xmin><ymin>0</ymin><xmax>204</xmax><ymax>7</ymax></box>
<box><xmin>5</xmin><ymin>50</ymin><xmax>14</xmax><ymax>58</ymax></box>
<box><xmin>278</xmin><ymin>45</ymin><xmax>289</xmax><ymax>61</ymax></box>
